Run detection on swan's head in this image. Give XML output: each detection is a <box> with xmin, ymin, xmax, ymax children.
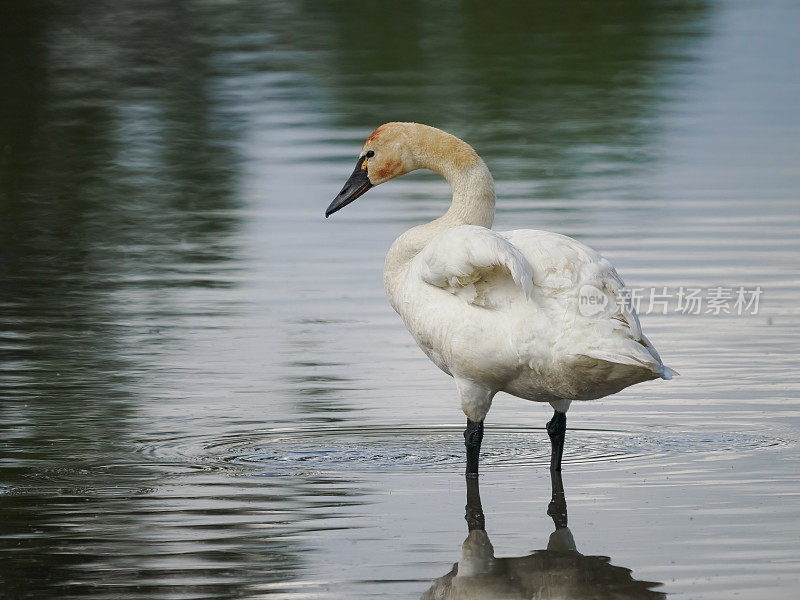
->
<box><xmin>325</xmin><ymin>123</ymin><xmax>414</xmax><ymax>218</ymax></box>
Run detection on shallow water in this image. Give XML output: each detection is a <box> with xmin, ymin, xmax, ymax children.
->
<box><xmin>1</xmin><ymin>0</ymin><xmax>799</xmax><ymax>598</ymax></box>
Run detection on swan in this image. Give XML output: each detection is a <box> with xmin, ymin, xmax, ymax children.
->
<box><xmin>420</xmin><ymin>473</ymin><xmax>666</xmax><ymax>599</ymax></box>
<box><xmin>325</xmin><ymin>122</ymin><xmax>675</xmax><ymax>474</ymax></box>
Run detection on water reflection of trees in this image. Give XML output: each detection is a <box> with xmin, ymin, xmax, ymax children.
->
<box><xmin>0</xmin><ymin>2</ymin><xmax>246</xmax><ymax>596</ymax></box>
<box><xmin>298</xmin><ymin>0</ymin><xmax>709</xmax><ymax>195</ymax></box>
<box><xmin>0</xmin><ymin>0</ymin><xmax>242</xmax><ymax>466</ymax></box>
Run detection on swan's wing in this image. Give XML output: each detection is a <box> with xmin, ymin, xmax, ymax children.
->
<box><xmin>411</xmin><ymin>225</ymin><xmax>534</xmax><ymax>307</ymax></box>
<box><xmin>502</xmin><ymin>229</ymin><xmax>676</xmax><ymax>379</ymax></box>
<box><xmin>501</xmin><ymin>229</ymin><xmax>613</xmax><ymax>292</ymax></box>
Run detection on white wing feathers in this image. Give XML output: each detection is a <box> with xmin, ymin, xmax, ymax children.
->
<box><xmin>412</xmin><ymin>225</ymin><xmax>534</xmax><ymax>306</ymax></box>
<box><xmin>407</xmin><ymin>225</ymin><xmax>675</xmax><ymax>380</ymax></box>
<box><xmin>501</xmin><ymin>229</ymin><xmax>676</xmax><ymax>380</ymax></box>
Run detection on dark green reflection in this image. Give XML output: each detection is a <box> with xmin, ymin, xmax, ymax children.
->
<box><xmin>0</xmin><ymin>0</ymin><xmax>241</xmax><ymax>460</ymax></box>
<box><xmin>301</xmin><ymin>0</ymin><xmax>708</xmax><ymax>196</ymax></box>
<box><xmin>0</xmin><ymin>1</ymin><xmax>247</xmax><ymax>597</ymax></box>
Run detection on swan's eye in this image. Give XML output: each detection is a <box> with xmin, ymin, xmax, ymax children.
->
<box><xmin>366</xmin><ymin>150</ymin><xmax>375</xmax><ymax>158</ymax></box>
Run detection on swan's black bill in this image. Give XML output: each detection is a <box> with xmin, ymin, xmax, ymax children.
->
<box><xmin>326</xmin><ymin>155</ymin><xmax>372</xmax><ymax>217</ymax></box>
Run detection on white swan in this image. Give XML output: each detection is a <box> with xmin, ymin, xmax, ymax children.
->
<box><xmin>326</xmin><ymin>122</ymin><xmax>675</xmax><ymax>474</ymax></box>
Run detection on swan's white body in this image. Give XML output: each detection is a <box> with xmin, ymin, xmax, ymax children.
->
<box><xmin>330</xmin><ymin>122</ymin><xmax>673</xmax><ymax>426</ymax></box>
<box><xmin>386</xmin><ymin>222</ymin><xmax>673</xmax><ymax>421</ymax></box>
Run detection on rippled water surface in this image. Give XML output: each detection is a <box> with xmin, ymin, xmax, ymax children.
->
<box><xmin>2</xmin><ymin>1</ymin><xmax>799</xmax><ymax>598</ymax></box>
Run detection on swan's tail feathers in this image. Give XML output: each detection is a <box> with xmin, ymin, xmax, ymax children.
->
<box><xmin>660</xmin><ymin>365</ymin><xmax>679</xmax><ymax>380</ymax></box>
<box><xmin>581</xmin><ymin>351</ymin><xmax>676</xmax><ymax>382</ymax></box>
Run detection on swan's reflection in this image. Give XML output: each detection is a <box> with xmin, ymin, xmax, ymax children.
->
<box><xmin>422</xmin><ymin>473</ymin><xmax>665</xmax><ymax>599</ymax></box>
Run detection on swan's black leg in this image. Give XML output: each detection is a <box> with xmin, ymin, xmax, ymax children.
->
<box><xmin>546</xmin><ymin>410</ymin><xmax>567</xmax><ymax>472</ymax></box>
<box><xmin>464</xmin><ymin>419</ymin><xmax>484</xmax><ymax>478</ymax></box>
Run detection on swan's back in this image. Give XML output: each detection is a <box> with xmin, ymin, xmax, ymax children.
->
<box><xmin>502</xmin><ymin>229</ymin><xmax>614</xmax><ymax>292</ymax></box>
<box><xmin>499</xmin><ymin>229</ymin><xmax>674</xmax><ymax>399</ymax></box>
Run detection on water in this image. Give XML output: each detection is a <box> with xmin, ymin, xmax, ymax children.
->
<box><xmin>1</xmin><ymin>0</ymin><xmax>799</xmax><ymax>598</ymax></box>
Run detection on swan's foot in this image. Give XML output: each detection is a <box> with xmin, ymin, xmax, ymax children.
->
<box><xmin>464</xmin><ymin>419</ymin><xmax>484</xmax><ymax>478</ymax></box>
<box><xmin>546</xmin><ymin>410</ymin><xmax>567</xmax><ymax>472</ymax></box>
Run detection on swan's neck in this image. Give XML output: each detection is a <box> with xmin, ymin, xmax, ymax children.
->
<box><xmin>437</xmin><ymin>159</ymin><xmax>496</xmax><ymax>230</ymax></box>
<box><xmin>384</xmin><ymin>135</ymin><xmax>496</xmax><ymax>288</ymax></box>
<box><xmin>411</xmin><ymin>127</ymin><xmax>496</xmax><ymax>231</ymax></box>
